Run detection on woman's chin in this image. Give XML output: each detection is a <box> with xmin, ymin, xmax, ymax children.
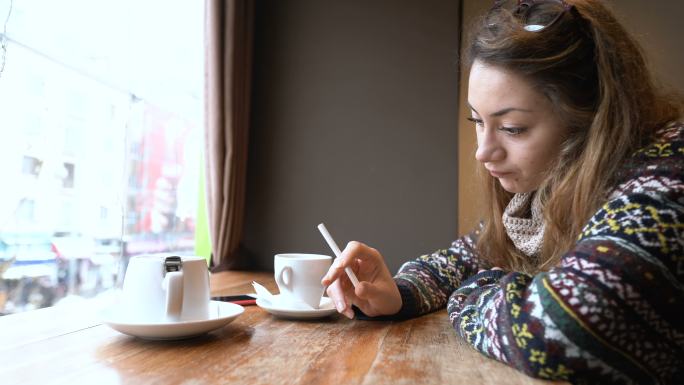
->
<box><xmin>498</xmin><ymin>180</ymin><xmax>535</xmax><ymax>194</ymax></box>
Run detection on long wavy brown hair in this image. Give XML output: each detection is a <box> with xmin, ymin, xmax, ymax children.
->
<box><xmin>467</xmin><ymin>0</ymin><xmax>683</xmax><ymax>273</ymax></box>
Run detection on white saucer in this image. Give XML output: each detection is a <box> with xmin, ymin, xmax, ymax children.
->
<box><xmin>101</xmin><ymin>300</ymin><xmax>244</xmax><ymax>340</ymax></box>
<box><xmin>256</xmin><ymin>295</ymin><xmax>337</xmax><ymax>319</ymax></box>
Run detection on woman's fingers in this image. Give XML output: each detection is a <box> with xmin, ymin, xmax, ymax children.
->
<box><xmin>321</xmin><ymin>241</ymin><xmax>394</xmax><ymax>319</ymax></box>
<box><xmin>351</xmin><ymin>297</ymin><xmax>376</xmax><ymax>317</ymax></box>
<box><xmin>357</xmin><ymin>280</ymin><xmax>402</xmax><ymax>316</ymax></box>
<box><xmin>327</xmin><ymin>281</ymin><xmax>357</xmax><ymax>319</ymax></box>
<box><xmin>351</xmin><ymin>282</ymin><xmax>384</xmax><ymax>317</ymax></box>
<box><xmin>321</xmin><ymin>241</ymin><xmax>379</xmax><ymax>286</ymax></box>
<box><xmin>326</xmin><ymin>279</ymin><xmax>349</xmax><ymax>313</ymax></box>
<box><xmin>354</xmin><ymin>280</ymin><xmax>380</xmax><ymax>301</ymax></box>
<box><xmin>322</xmin><ymin>258</ymin><xmax>348</xmax><ymax>286</ymax></box>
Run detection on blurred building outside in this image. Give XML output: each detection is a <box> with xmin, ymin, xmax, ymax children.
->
<box><xmin>0</xmin><ymin>0</ymin><xmax>203</xmax><ymax>315</ymax></box>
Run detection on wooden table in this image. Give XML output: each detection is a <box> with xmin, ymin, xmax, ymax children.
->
<box><xmin>0</xmin><ymin>271</ymin><xmax>566</xmax><ymax>385</ymax></box>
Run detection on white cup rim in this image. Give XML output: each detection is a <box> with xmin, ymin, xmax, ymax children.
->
<box><xmin>275</xmin><ymin>253</ymin><xmax>332</xmax><ymax>261</ymax></box>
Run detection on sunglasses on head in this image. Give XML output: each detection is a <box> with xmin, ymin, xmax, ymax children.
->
<box><xmin>492</xmin><ymin>0</ymin><xmax>574</xmax><ymax>32</ymax></box>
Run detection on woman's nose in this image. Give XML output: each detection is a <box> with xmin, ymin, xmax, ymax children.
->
<box><xmin>475</xmin><ymin>130</ymin><xmax>505</xmax><ymax>163</ymax></box>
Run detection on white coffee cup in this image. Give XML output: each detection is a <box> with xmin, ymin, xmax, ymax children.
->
<box><xmin>274</xmin><ymin>253</ymin><xmax>332</xmax><ymax>309</ymax></box>
<box><xmin>119</xmin><ymin>255</ymin><xmax>210</xmax><ymax>323</ymax></box>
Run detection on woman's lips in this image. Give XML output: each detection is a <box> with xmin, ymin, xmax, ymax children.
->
<box><xmin>488</xmin><ymin>169</ymin><xmax>512</xmax><ymax>178</ymax></box>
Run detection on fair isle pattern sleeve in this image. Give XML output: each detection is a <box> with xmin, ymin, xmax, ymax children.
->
<box><xmin>447</xmin><ymin>124</ymin><xmax>684</xmax><ymax>385</ymax></box>
<box><xmin>391</xmin><ymin>225</ymin><xmax>486</xmax><ymax>318</ymax></box>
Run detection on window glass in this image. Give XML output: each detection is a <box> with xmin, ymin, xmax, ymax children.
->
<box><xmin>0</xmin><ymin>0</ymin><xmax>203</xmax><ymax>315</ymax></box>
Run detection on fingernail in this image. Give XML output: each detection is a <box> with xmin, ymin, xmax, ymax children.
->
<box><xmin>336</xmin><ymin>300</ymin><xmax>345</xmax><ymax>312</ymax></box>
<box><xmin>344</xmin><ymin>309</ymin><xmax>354</xmax><ymax>319</ymax></box>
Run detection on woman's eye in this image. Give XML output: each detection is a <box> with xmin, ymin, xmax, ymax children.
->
<box><xmin>466</xmin><ymin>118</ymin><xmax>526</xmax><ymax>135</ymax></box>
<box><xmin>466</xmin><ymin>117</ymin><xmax>484</xmax><ymax>127</ymax></box>
<box><xmin>500</xmin><ymin>126</ymin><xmax>527</xmax><ymax>135</ymax></box>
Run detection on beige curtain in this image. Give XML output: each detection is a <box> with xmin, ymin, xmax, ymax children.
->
<box><xmin>204</xmin><ymin>0</ymin><xmax>253</xmax><ymax>270</ymax></box>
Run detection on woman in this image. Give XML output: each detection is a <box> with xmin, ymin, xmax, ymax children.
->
<box><xmin>322</xmin><ymin>0</ymin><xmax>683</xmax><ymax>384</ymax></box>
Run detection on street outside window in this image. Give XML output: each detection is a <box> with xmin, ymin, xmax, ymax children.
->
<box><xmin>0</xmin><ymin>0</ymin><xmax>204</xmax><ymax>315</ymax></box>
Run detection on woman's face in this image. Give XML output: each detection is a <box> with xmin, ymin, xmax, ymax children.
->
<box><xmin>468</xmin><ymin>60</ymin><xmax>568</xmax><ymax>193</ymax></box>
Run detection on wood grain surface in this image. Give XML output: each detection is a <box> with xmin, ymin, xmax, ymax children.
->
<box><xmin>0</xmin><ymin>271</ymin><xmax>566</xmax><ymax>385</ymax></box>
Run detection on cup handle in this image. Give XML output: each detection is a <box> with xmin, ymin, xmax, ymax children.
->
<box><xmin>276</xmin><ymin>266</ymin><xmax>293</xmax><ymax>291</ymax></box>
<box><xmin>162</xmin><ymin>271</ymin><xmax>184</xmax><ymax>321</ymax></box>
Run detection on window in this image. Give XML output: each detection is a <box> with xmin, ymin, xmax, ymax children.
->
<box><xmin>0</xmin><ymin>0</ymin><xmax>204</xmax><ymax>315</ymax></box>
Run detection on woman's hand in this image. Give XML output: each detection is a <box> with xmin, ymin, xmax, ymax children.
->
<box><xmin>321</xmin><ymin>241</ymin><xmax>402</xmax><ymax>319</ymax></box>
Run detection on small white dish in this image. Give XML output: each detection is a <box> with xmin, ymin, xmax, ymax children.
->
<box><xmin>256</xmin><ymin>294</ymin><xmax>337</xmax><ymax>319</ymax></box>
<box><xmin>252</xmin><ymin>281</ymin><xmax>314</xmax><ymax>310</ymax></box>
<box><xmin>102</xmin><ymin>300</ymin><xmax>244</xmax><ymax>340</ymax></box>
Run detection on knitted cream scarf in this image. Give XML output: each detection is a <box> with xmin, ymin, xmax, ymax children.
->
<box><xmin>502</xmin><ymin>192</ymin><xmax>545</xmax><ymax>257</ymax></box>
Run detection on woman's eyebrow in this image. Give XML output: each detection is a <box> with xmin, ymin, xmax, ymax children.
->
<box><xmin>467</xmin><ymin>102</ymin><xmax>533</xmax><ymax>117</ymax></box>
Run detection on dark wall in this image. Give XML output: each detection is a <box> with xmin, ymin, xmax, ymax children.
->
<box><xmin>243</xmin><ymin>0</ymin><xmax>461</xmax><ymax>273</ymax></box>
<box><xmin>606</xmin><ymin>0</ymin><xmax>684</xmax><ymax>94</ymax></box>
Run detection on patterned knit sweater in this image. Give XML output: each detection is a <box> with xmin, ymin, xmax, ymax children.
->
<box><xmin>387</xmin><ymin>124</ymin><xmax>684</xmax><ymax>385</ymax></box>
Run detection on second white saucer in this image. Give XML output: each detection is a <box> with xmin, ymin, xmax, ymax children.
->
<box><xmin>256</xmin><ymin>294</ymin><xmax>337</xmax><ymax>319</ymax></box>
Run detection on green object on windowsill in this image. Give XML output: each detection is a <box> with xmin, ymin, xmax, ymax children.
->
<box><xmin>194</xmin><ymin>153</ymin><xmax>211</xmax><ymax>266</ymax></box>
